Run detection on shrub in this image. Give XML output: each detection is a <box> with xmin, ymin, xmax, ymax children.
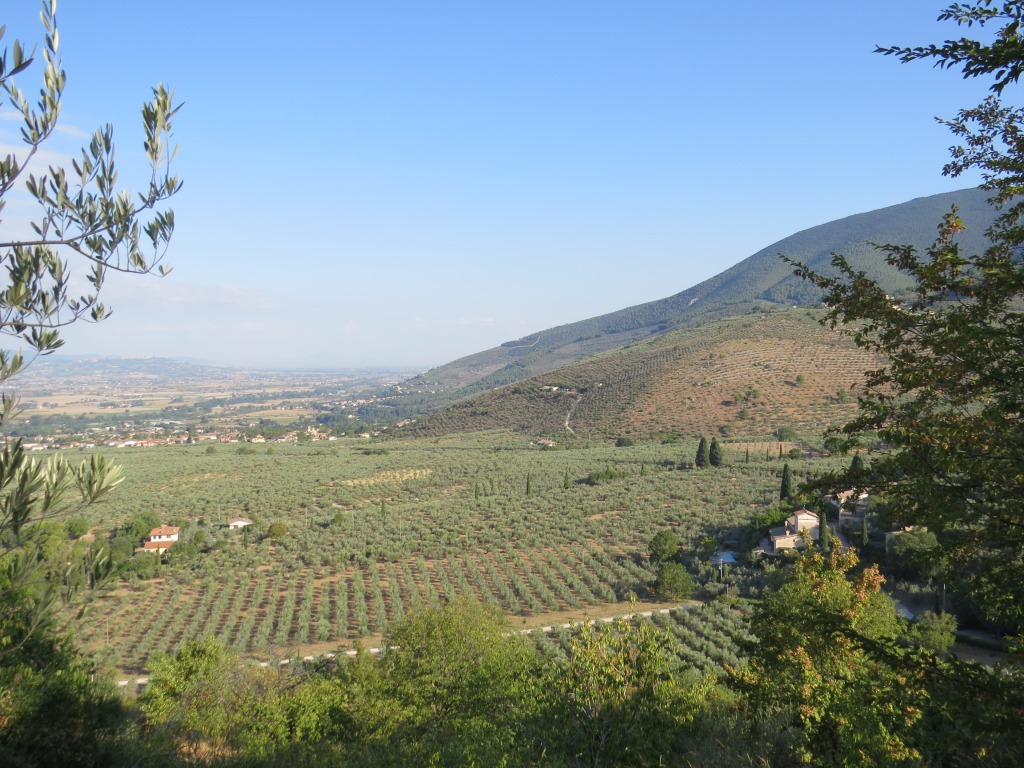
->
<box><xmin>773</xmin><ymin>426</ymin><xmax>799</xmax><ymax>442</ymax></box>
<box><xmin>654</xmin><ymin>562</ymin><xmax>695</xmax><ymax>600</ymax></box>
<box><xmin>583</xmin><ymin>466</ymin><xmax>630</xmax><ymax>486</ymax></box>
<box><xmin>66</xmin><ymin>516</ymin><xmax>90</xmax><ymax>539</ymax></box>
<box><xmin>907</xmin><ymin>611</ymin><xmax>957</xmax><ymax>655</ymax></box>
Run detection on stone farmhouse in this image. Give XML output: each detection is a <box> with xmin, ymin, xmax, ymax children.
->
<box><xmin>753</xmin><ymin>509</ymin><xmax>820</xmax><ymax>555</ymax></box>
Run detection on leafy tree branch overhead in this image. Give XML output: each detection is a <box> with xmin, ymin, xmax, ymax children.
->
<box><xmin>0</xmin><ymin>0</ymin><xmax>180</xmax><ymax>385</ymax></box>
<box><xmin>0</xmin><ymin>5</ymin><xmax>182</xmax><ymax>756</ymax></box>
<box><xmin>790</xmin><ymin>0</ymin><xmax>1024</xmax><ymax>626</ymax></box>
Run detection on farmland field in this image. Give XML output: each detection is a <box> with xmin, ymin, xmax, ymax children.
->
<box><xmin>61</xmin><ymin>432</ymin><xmax>841</xmax><ymax>674</ymax></box>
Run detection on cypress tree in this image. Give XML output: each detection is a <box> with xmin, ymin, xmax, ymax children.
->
<box><xmin>525</xmin><ymin>473</ymin><xmax>532</xmax><ymax>496</ymax></box>
<box><xmin>709</xmin><ymin>438</ymin><xmax>722</xmax><ymax>467</ymax></box>
<box><xmin>695</xmin><ymin>437</ymin><xmax>709</xmax><ymax>468</ymax></box>
<box><xmin>850</xmin><ymin>453</ymin><xmax>866</xmax><ymax>474</ymax></box>
<box><xmin>745</xmin><ymin>447</ymin><xmax>750</xmax><ymax>464</ymax></box>
<box><xmin>563</xmin><ymin>469</ymin><xmax>570</xmax><ymax>490</ymax></box>
<box><xmin>780</xmin><ymin>463</ymin><xmax>793</xmax><ymax>501</ymax></box>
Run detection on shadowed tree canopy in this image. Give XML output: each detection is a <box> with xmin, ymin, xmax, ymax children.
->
<box><xmin>791</xmin><ymin>0</ymin><xmax>1024</xmax><ymax>625</ymax></box>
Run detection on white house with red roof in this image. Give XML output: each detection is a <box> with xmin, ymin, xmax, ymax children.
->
<box><xmin>142</xmin><ymin>525</ymin><xmax>179</xmax><ymax>554</ymax></box>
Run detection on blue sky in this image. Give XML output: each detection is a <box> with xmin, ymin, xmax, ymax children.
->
<box><xmin>0</xmin><ymin>1</ymin><xmax>997</xmax><ymax>368</ymax></box>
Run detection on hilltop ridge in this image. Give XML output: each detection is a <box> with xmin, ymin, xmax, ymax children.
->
<box><xmin>383</xmin><ymin>187</ymin><xmax>995</xmax><ymax>416</ymax></box>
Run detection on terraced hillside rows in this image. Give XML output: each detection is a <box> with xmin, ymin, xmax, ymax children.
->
<box><xmin>56</xmin><ymin>434</ymin><xmax>842</xmax><ymax>673</ymax></box>
<box><xmin>76</xmin><ymin>542</ymin><xmax>652</xmax><ymax>669</ymax></box>
<box><xmin>527</xmin><ymin>601</ymin><xmax>755</xmax><ymax>674</ymax></box>
<box><xmin>404</xmin><ymin>308</ymin><xmax>878</xmax><ymax>439</ymax></box>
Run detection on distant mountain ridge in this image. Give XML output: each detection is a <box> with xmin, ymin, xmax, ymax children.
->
<box><xmin>398</xmin><ymin>187</ymin><xmax>996</xmax><ymax>408</ymax></box>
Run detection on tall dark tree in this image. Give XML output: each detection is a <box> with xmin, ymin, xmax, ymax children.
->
<box><xmin>780</xmin><ymin>463</ymin><xmax>793</xmax><ymax>501</ymax></box>
<box><xmin>709</xmin><ymin>437</ymin><xmax>722</xmax><ymax>467</ymax></box>
<box><xmin>850</xmin><ymin>453</ymin><xmax>866</xmax><ymax>475</ymax></box>
<box><xmin>695</xmin><ymin>437</ymin><xmax>709</xmax><ymax>468</ymax></box>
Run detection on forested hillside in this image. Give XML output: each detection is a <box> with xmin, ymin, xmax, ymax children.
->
<box><xmin>397</xmin><ymin>187</ymin><xmax>994</xmax><ymax>408</ymax></box>
<box><xmin>403</xmin><ymin>308</ymin><xmax>877</xmax><ymax>439</ymax></box>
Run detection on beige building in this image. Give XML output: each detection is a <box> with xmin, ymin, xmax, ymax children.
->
<box><xmin>768</xmin><ymin>509</ymin><xmax>820</xmax><ymax>552</ymax></box>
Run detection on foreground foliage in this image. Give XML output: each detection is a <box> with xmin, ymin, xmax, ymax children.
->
<box><xmin>733</xmin><ymin>548</ymin><xmax>923</xmax><ymax>766</ymax></box>
<box><xmin>8</xmin><ymin>561</ymin><xmax>1007</xmax><ymax>768</ymax></box>
<box><xmin>792</xmin><ymin>0</ymin><xmax>1024</xmax><ymax>628</ymax></box>
<box><xmin>1</xmin><ymin>3</ymin><xmax>182</xmax><ymax>763</ymax></box>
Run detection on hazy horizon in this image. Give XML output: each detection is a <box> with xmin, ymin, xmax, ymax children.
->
<box><xmin>1</xmin><ymin>1</ymin><xmax>991</xmax><ymax>368</ymax></box>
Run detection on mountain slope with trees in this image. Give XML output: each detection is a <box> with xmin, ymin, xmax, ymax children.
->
<box><xmin>403</xmin><ymin>308</ymin><xmax>878</xmax><ymax>439</ymax></box>
<box><xmin>395</xmin><ymin>187</ymin><xmax>996</xmax><ymax>412</ymax></box>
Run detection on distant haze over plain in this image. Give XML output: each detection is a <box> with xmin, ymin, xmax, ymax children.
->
<box><xmin>0</xmin><ymin>1</ymin><xmax>994</xmax><ymax>368</ymax></box>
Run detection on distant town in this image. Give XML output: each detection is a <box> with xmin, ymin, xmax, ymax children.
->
<box><xmin>7</xmin><ymin>356</ymin><xmax>419</xmax><ymax>448</ymax></box>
